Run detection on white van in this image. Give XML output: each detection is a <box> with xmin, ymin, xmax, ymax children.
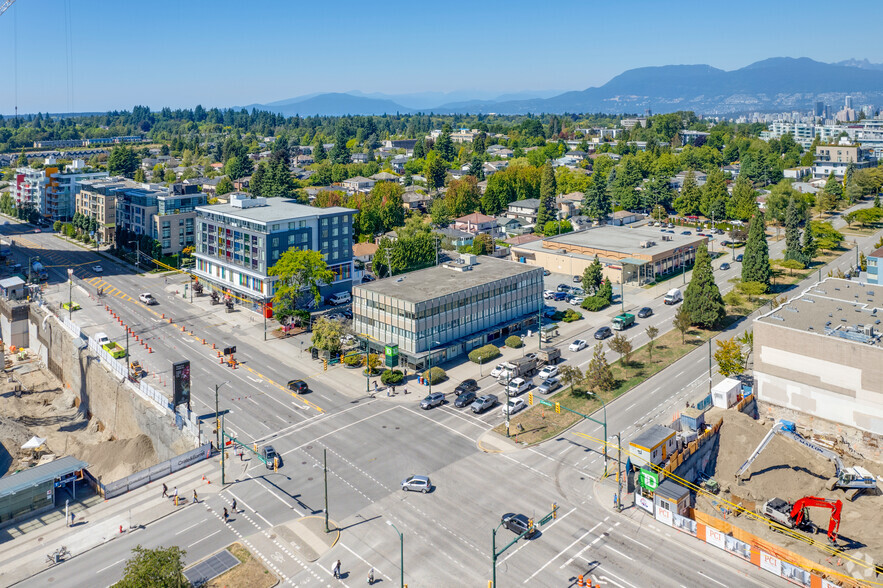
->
<box><xmin>327</xmin><ymin>291</ymin><xmax>352</xmax><ymax>306</ymax></box>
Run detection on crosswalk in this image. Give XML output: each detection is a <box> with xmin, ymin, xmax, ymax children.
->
<box><xmin>84</xmin><ymin>276</ymin><xmax>134</xmax><ymax>301</ymax></box>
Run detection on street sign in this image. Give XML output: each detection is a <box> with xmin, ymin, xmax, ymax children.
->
<box><xmin>223</xmin><ymin>346</ymin><xmax>236</xmax><ymax>355</ymax></box>
<box><xmin>637</xmin><ymin>468</ymin><xmax>659</xmax><ymax>492</ymax></box>
<box><xmin>384</xmin><ymin>343</ymin><xmax>399</xmax><ymax>368</ymax></box>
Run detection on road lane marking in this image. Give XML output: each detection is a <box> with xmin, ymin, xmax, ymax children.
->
<box><xmin>501</xmin><ymin>506</ymin><xmax>575</xmax><ymax>564</ymax></box>
<box><xmin>96</xmin><ymin>558</ymin><xmax>125</xmax><ymax>574</ymax></box>
<box><xmin>620</xmin><ymin>534</ymin><xmax>651</xmax><ymax>550</ymax></box>
<box><xmin>595</xmin><ymin>568</ymin><xmax>640</xmax><ymax>588</ymax></box>
<box><xmin>250</xmin><ymin>478</ymin><xmax>305</xmax><ymax>517</ymax></box>
<box><xmin>603</xmin><ymin>545</ymin><xmax>633</xmax><ymax>561</ymax></box>
<box><xmin>697</xmin><ymin>572</ymin><xmax>728</xmax><ymax>587</ymax></box>
<box><xmin>187</xmin><ymin>529</ymin><xmax>221</xmax><ymax>547</ymax></box>
<box><xmin>227</xmin><ymin>489</ymin><xmax>274</xmax><ymax>527</ymax></box>
<box><xmin>555</xmin><ymin>522</ymin><xmax>602</xmax><ymax>570</ymax></box>
<box><xmin>338</xmin><ymin>542</ymin><xmax>392</xmax><ymax>583</ymax></box>
<box><xmin>175</xmin><ymin>521</ymin><xmax>202</xmax><ymax>535</ymax></box>
<box><xmin>285</xmin><ymin>406</ymin><xmax>399</xmax><ymax>454</ymax></box>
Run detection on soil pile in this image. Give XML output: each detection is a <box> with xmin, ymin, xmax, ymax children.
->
<box><xmin>74</xmin><ymin>435</ymin><xmax>157</xmax><ymax>482</ymax></box>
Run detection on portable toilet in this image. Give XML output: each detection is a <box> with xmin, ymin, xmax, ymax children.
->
<box><xmin>711</xmin><ymin>378</ymin><xmax>740</xmax><ymax>409</ymax></box>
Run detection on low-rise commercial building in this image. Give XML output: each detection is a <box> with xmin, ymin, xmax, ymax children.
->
<box><xmin>352</xmin><ymin>255</ymin><xmax>543</xmax><ymax>370</ymax></box>
<box><xmin>510</xmin><ymin>226</ymin><xmax>707</xmax><ymax>285</ymax></box>
<box><xmin>867</xmin><ymin>246</ymin><xmax>883</xmax><ymax>285</ymax></box>
<box><xmin>753</xmin><ymin>278</ymin><xmax>883</xmax><ymax>438</ymax></box>
<box><xmin>193</xmin><ymin>193</ymin><xmax>356</xmax><ymax>308</ymax></box>
<box><xmin>812</xmin><ymin>144</ymin><xmax>876</xmax><ymax>179</ymax></box>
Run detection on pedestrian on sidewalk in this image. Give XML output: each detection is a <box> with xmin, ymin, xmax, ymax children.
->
<box><xmin>332</xmin><ymin>559</ymin><xmax>341</xmax><ymax>579</ymax></box>
<box><xmin>192</xmin><ymin>490</ymin><xmax>198</xmax><ymax>504</ymax></box>
<box><xmin>373</xmin><ymin>381</ymin><xmax>378</xmax><ymax>393</ymax></box>
<box><xmin>223</xmin><ymin>508</ymin><xmax>229</xmax><ymax>523</ymax></box>
<box><xmin>162</xmin><ymin>483</ymin><xmax>168</xmax><ymax>498</ymax></box>
<box><xmin>403</xmin><ymin>386</ymin><xmax>408</xmax><ymax>395</ymax></box>
<box><xmin>231</xmin><ymin>499</ymin><xmax>237</xmax><ymax>513</ymax></box>
<box><xmin>367</xmin><ymin>567</ymin><xmax>374</xmax><ymax>585</ymax></box>
<box><xmin>171</xmin><ymin>487</ymin><xmax>178</xmax><ymax>504</ymax></box>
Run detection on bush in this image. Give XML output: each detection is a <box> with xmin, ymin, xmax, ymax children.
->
<box><xmin>468</xmin><ymin>344</ymin><xmax>501</xmax><ymax>364</ymax></box>
<box><xmin>343</xmin><ymin>354</ymin><xmax>364</xmax><ymax>368</ymax></box>
<box><xmin>381</xmin><ymin>369</ymin><xmax>404</xmax><ymax>385</ymax></box>
<box><xmin>423</xmin><ymin>366</ymin><xmax>446</xmax><ymax>385</ymax></box>
<box><xmin>504</xmin><ymin>335</ymin><xmax>523</xmax><ymax>348</ymax></box>
<box><xmin>561</xmin><ymin>309</ymin><xmax>583</xmax><ymax>323</ymax></box>
<box><xmin>581</xmin><ymin>296</ymin><xmax>610</xmax><ymax>312</ymax></box>
<box><xmin>53</xmin><ymin>221</ymin><xmax>62</xmax><ymax>232</ymax></box>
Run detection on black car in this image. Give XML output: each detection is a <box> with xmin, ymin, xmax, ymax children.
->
<box><xmin>594</xmin><ymin>326</ymin><xmax>612</xmax><ymax>340</ymax></box>
<box><xmin>556</xmin><ymin>284</ymin><xmax>570</xmax><ymax>293</ymax></box>
<box><xmin>454</xmin><ymin>390</ymin><xmax>477</xmax><ymax>408</ymax></box>
<box><xmin>454</xmin><ymin>379</ymin><xmax>479</xmax><ymax>395</ymax></box>
<box><xmin>735</xmin><ymin>254</ymin><xmax>744</xmax><ymax>262</ymax></box>
<box><xmin>501</xmin><ymin>513</ymin><xmax>536</xmax><ymax>537</ymax></box>
<box><xmin>341</xmin><ymin>309</ymin><xmax>353</xmax><ymax>320</ymax></box>
<box><xmin>543</xmin><ymin>269</ymin><xmax>551</xmax><ymax>276</ymax></box>
<box><xmin>637</xmin><ymin>307</ymin><xmax>653</xmax><ymax>318</ymax></box>
<box><xmin>720</xmin><ymin>262</ymin><xmax>730</xmax><ymax>270</ymax></box>
<box><xmin>288</xmin><ymin>379</ymin><xmax>309</xmax><ymax>394</ymax></box>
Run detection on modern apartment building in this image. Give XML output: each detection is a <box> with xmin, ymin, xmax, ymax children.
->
<box><xmin>46</xmin><ymin>160</ymin><xmax>108</xmax><ymax>220</ymax></box>
<box><xmin>10</xmin><ymin>165</ymin><xmax>54</xmax><ymax>211</ymax></box>
<box><xmin>352</xmin><ymin>255</ymin><xmax>543</xmax><ymax>370</ymax></box>
<box><xmin>812</xmin><ymin>144</ymin><xmax>876</xmax><ymax>179</ymax></box>
<box><xmin>76</xmin><ymin>177</ymin><xmax>128</xmax><ymax>246</ymax></box>
<box><xmin>193</xmin><ymin>193</ymin><xmax>356</xmax><ymax>308</ymax></box>
<box><xmin>115</xmin><ymin>185</ymin><xmax>161</xmax><ymax>238</ymax></box>
<box><xmin>753</xmin><ymin>278</ymin><xmax>883</xmax><ymax>438</ymax></box>
<box><xmin>152</xmin><ymin>184</ymin><xmax>206</xmax><ymax>255</ymax></box>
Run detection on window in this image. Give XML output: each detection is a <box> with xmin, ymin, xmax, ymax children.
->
<box><xmin>272</xmin><ymin>237</ymin><xmax>279</xmax><ymax>247</ymax></box>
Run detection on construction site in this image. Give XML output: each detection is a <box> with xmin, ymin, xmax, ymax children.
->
<box><xmin>695</xmin><ymin>409</ymin><xmax>883</xmax><ymax>580</ymax></box>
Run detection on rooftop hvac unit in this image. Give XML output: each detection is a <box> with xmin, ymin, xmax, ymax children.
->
<box><xmin>640</xmin><ymin>241</ymin><xmax>650</xmax><ymax>248</ymax></box>
<box><xmin>863</xmin><ymin>324</ymin><xmax>875</xmax><ymax>336</ymax></box>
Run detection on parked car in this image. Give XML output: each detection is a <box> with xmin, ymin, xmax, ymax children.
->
<box><xmin>543</xmin><ymin>290</ymin><xmax>556</xmax><ymax>300</ymax></box>
<box><xmin>552</xmin><ymin>292</ymin><xmax>567</xmax><ymax>301</ymax></box>
<box><xmin>420</xmin><ymin>392</ymin><xmax>445</xmax><ymax>409</ymax></box>
<box><xmin>341</xmin><ymin>309</ymin><xmax>353</xmax><ymax>320</ymax></box>
<box><xmin>454</xmin><ymin>379</ymin><xmax>479</xmax><ymax>395</ymax></box>
<box><xmin>556</xmin><ymin>284</ymin><xmax>570</xmax><ymax>292</ymax></box>
<box><xmin>720</xmin><ymin>262</ymin><xmax>730</xmax><ymax>270</ymax></box>
<box><xmin>401</xmin><ymin>475</ymin><xmax>432</xmax><ymax>493</ymax></box>
<box><xmin>637</xmin><ymin>307</ymin><xmax>653</xmax><ymax>318</ymax></box>
<box><xmin>569</xmin><ymin>339</ymin><xmax>587</xmax><ymax>352</ymax></box>
<box><xmin>139</xmin><ymin>292</ymin><xmax>157</xmax><ymax>305</ymax></box>
<box><xmin>490</xmin><ymin>364</ymin><xmax>507</xmax><ymax>378</ymax></box>
<box><xmin>261</xmin><ymin>445</ymin><xmax>282</xmax><ymax>469</ymax></box>
<box><xmin>502</xmin><ymin>398</ymin><xmax>527</xmax><ymax>416</ymax></box>
<box><xmin>538</xmin><ymin>365</ymin><xmax>558</xmax><ymax>380</ymax></box>
<box><xmin>501</xmin><ymin>513</ymin><xmax>536</xmax><ymax>537</ymax></box>
<box><xmin>572</xmin><ymin>275</ymin><xmax>581</xmax><ymax>283</ymax></box>
<box><xmin>92</xmin><ymin>264</ymin><xmax>103</xmax><ymax>273</ymax></box>
<box><xmin>735</xmin><ymin>254</ymin><xmax>744</xmax><ymax>262</ymax></box>
<box><xmin>681</xmin><ymin>231</ymin><xmax>692</xmax><ymax>235</ymax></box>
<box><xmin>594</xmin><ymin>326</ymin><xmax>612</xmax><ymax>340</ymax></box>
<box><xmin>537</xmin><ymin>378</ymin><xmax>561</xmax><ymax>395</ymax></box>
<box><xmin>287</xmin><ymin>379</ymin><xmax>309</xmax><ymax>394</ymax></box>
<box><xmin>506</xmin><ymin>378</ymin><xmax>531</xmax><ymax>395</ymax></box>
<box><xmin>543</xmin><ymin>307</ymin><xmax>557</xmax><ymax>318</ymax></box>
<box><xmin>543</xmin><ymin>269</ymin><xmax>551</xmax><ymax>276</ymax></box>
<box><xmin>454</xmin><ymin>390</ymin><xmax>478</xmax><ymax>408</ymax></box>
<box><xmin>570</xmin><ymin>296</ymin><xmax>585</xmax><ymax>306</ymax></box>
<box><xmin>472</xmin><ymin>394</ymin><xmax>498</xmax><ymax>413</ymax></box>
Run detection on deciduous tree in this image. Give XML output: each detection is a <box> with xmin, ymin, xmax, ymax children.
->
<box><xmin>115</xmin><ymin>545</ymin><xmax>185</xmax><ymax>588</ymax></box>
<box><xmin>714</xmin><ymin>338</ymin><xmax>745</xmax><ymax>377</ymax></box>
<box><xmin>584</xmin><ymin>343</ymin><xmax>615</xmax><ymax>393</ymax></box>
<box><xmin>672</xmin><ymin>305</ymin><xmax>691</xmax><ymax>344</ymax></box>
<box><xmin>645</xmin><ymin>325</ymin><xmax>659</xmax><ymax>362</ymax></box>
<box><xmin>608</xmin><ymin>333</ymin><xmax>633</xmax><ymax>366</ymax></box>
<box><xmin>311</xmin><ymin>316</ymin><xmax>344</xmax><ymax>354</ymax></box>
<box><xmin>268</xmin><ymin>249</ymin><xmax>335</xmax><ymax>316</ymax></box>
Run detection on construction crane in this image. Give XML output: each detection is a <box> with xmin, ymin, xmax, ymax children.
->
<box><xmin>759</xmin><ymin>496</ymin><xmax>843</xmax><ymax>545</ymax></box>
<box><xmin>736</xmin><ymin>420</ymin><xmax>877</xmax><ymax>500</ymax></box>
<box><xmin>0</xmin><ymin>0</ymin><xmax>16</xmax><ymax>18</ymax></box>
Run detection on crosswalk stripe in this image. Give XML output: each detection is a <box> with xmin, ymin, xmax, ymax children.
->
<box><xmin>105</xmin><ymin>287</ymin><xmax>118</xmax><ymax>296</ymax></box>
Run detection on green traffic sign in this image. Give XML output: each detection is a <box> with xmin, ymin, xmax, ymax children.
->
<box><xmin>637</xmin><ymin>468</ymin><xmax>659</xmax><ymax>492</ymax></box>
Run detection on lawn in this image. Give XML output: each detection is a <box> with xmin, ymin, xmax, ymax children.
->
<box><xmin>206</xmin><ymin>543</ymin><xmax>277</xmax><ymax>588</ymax></box>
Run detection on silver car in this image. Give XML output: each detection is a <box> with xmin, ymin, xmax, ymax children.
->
<box><xmin>401</xmin><ymin>475</ymin><xmax>432</xmax><ymax>493</ymax></box>
<box><xmin>538</xmin><ymin>378</ymin><xmax>561</xmax><ymax>394</ymax></box>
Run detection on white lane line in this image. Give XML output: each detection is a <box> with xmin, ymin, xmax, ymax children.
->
<box><xmin>284</xmin><ymin>406</ymin><xmax>399</xmax><ymax>454</ymax></box>
<box><xmin>604</xmin><ymin>545</ymin><xmax>633</xmax><ymax>561</ymax></box>
<box><xmin>621</xmin><ymin>534</ymin><xmax>651</xmax><ymax>550</ymax></box>
<box><xmin>697</xmin><ymin>571</ymin><xmax>728</xmax><ymax>587</ymax></box>
<box><xmin>502</xmin><ymin>506</ymin><xmax>575</xmax><ymax>564</ymax></box>
<box><xmin>405</xmin><ymin>406</ymin><xmax>478</xmax><ymax>443</ymax></box>
<box><xmin>338</xmin><ymin>542</ymin><xmax>392</xmax><ymax>582</ymax></box>
<box><xmin>626</xmin><ymin>401</ymin><xmax>638</xmax><ymax>410</ymax></box>
<box><xmin>188</xmin><ymin>529</ymin><xmax>221</xmax><ymax>547</ymax></box>
<box><xmin>251</xmin><ymin>478</ymin><xmax>305</xmax><ymax>518</ymax></box>
<box><xmin>597</xmin><ymin>568</ymin><xmax>640</xmax><ymax>588</ymax></box>
<box><xmin>175</xmin><ymin>521</ymin><xmax>201</xmax><ymax>535</ymax></box>
<box><xmin>226</xmin><ymin>490</ymin><xmax>273</xmax><ymax>527</ymax></box>
<box><xmin>553</xmin><ymin>522</ymin><xmax>603</xmax><ymax>571</ymax></box>
<box><xmin>96</xmin><ymin>559</ymin><xmax>125</xmax><ymax>574</ymax></box>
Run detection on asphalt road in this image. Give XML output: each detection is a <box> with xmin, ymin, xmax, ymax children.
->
<box><xmin>6</xmin><ymin>209</ymin><xmax>879</xmax><ymax>587</ymax></box>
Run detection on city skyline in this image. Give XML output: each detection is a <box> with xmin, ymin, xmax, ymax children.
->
<box><xmin>1</xmin><ymin>0</ymin><xmax>882</xmax><ymax>113</ymax></box>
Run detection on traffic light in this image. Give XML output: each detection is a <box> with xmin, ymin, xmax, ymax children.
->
<box><xmin>528</xmin><ymin>392</ymin><xmax>534</xmax><ymax>405</ymax></box>
<box><xmin>528</xmin><ymin>518</ymin><xmax>534</xmax><ymax>532</ymax></box>
<box><xmin>555</xmin><ymin>402</ymin><xmax>561</xmax><ymax>414</ymax></box>
<box><xmin>552</xmin><ymin>502</ymin><xmax>558</xmax><ymax>519</ymax></box>
<box><xmin>323</xmin><ymin>358</ymin><xmax>328</xmax><ymax>371</ymax></box>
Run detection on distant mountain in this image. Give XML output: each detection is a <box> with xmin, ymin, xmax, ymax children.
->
<box><xmin>242</xmin><ymin>57</ymin><xmax>883</xmax><ymax>116</ymax></box>
<box><xmin>834</xmin><ymin>58</ymin><xmax>883</xmax><ymax>71</ymax></box>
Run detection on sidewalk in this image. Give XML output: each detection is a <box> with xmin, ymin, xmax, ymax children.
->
<box><xmin>0</xmin><ymin>458</ymin><xmax>220</xmax><ymax>586</ymax></box>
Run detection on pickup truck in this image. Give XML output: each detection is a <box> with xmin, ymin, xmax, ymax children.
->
<box><xmin>612</xmin><ymin>313</ymin><xmax>635</xmax><ymax>331</ymax></box>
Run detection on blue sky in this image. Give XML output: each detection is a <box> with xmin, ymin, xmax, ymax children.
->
<box><xmin>1</xmin><ymin>0</ymin><xmax>882</xmax><ymax>114</ymax></box>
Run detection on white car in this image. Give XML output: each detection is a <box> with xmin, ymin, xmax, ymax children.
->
<box><xmin>501</xmin><ymin>398</ymin><xmax>526</xmax><ymax>416</ymax></box>
<box><xmin>538</xmin><ymin>365</ymin><xmax>559</xmax><ymax>380</ymax></box>
<box><xmin>506</xmin><ymin>377</ymin><xmax>531</xmax><ymax>395</ymax></box>
<box><xmin>139</xmin><ymin>292</ymin><xmax>157</xmax><ymax>305</ymax></box>
<box><xmin>92</xmin><ymin>265</ymin><xmax>103</xmax><ymax>273</ymax></box>
<box><xmin>569</xmin><ymin>339</ymin><xmax>587</xmax><ymax>352</ymax></box>
<box><xmin>490</xmin><ymin>363</ymin><xmax>507</xmax><ymax>379</ymax></box>
<box><xmin>543</xmin><ymin>290</ymin><xmax>555</xmax><ymax>300</ymax></box>
<box><xmin>570</xmin><ymin>296</ymin><xmax>585</xmax><ymax>306</ymax></box>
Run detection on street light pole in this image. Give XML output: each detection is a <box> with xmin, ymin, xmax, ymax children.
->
<box><xmin>213</xmin><ymin>381</ymin><xmax>228</xmax><ymax>451</ymax></box>
<box><xmin>387</xmin><ymin>521</ymin><xmax>404</xmax><ymax>588</ymax></box>
<box><xmin>324</xmin><ymin>449</ymin><xmax>330</xmax><ymax>533</ymax></box>
<box><xmin>506</xmin><ymin>372</ymin><xmax>512</xmax><ymax>437</ymax></box>
<box><xmin>67</xmin><ymin>268</ymin><xmax>73</xmax><ymax>319</ymax></box>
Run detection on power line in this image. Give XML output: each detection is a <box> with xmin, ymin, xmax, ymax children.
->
<box><xmin>0</xmin><ymin>0</ymin><xmax>17</xmax><ymax>18</ymax></box>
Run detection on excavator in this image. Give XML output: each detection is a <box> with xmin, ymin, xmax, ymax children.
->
<box><xmin>736</xmin><ymin>420</ymin><xmax>877</xmax><ymax>501</ymax></box>
<box><xmin>759</xmin><ymin>496</ymin><xmax>842</xmax><ymax>545</ymax></box>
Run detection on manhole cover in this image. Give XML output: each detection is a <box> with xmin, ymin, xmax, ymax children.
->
<box><xmin>381</xmin><ymin>426</ymin><xmax>387</xmax><ymax>429</ymax></box>
<box><xmin>306</xmin><ymin>445</ymin><xmax>313</xmax><ymax>450</ymax></box>
<box><xmin>37</xmin><ymin>537</ymin><xmax>43</xmax><ymax>542</ymax></box>
<box><xmin>395</xmin><ymin>427</ymin><xmax>400</xmax><ymax>430</ymax></box>
<box><xmin>308</xmin><ymin>477</ymin><xmax>313</xmax><ymax>481</ymax></box>
<box><xmin>302</xmin><ymin>461</ymin><xmax>307</xmax><ymax>465</ymax></box>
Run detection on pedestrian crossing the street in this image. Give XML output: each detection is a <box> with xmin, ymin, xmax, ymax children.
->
<box><xmin>85</xmin><ymin>276</ymin><xmax>134</xmax><ymax>301</ymax></box>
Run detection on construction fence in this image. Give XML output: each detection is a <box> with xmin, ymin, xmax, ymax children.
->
<box><xmin>84</xmin><ymin>443</ymin><xmax>212</xmax><ymax>499</ymax></box>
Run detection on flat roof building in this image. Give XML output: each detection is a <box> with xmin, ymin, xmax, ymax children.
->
<box><xmin>753</xmin><ymin>278</ymin><xmax>883</xmax><ymax>438</ymax></box>
<box><xmin>510</xmin><ymin>226</ymin><xmax>707</xmax><ymax>285</ymax></box>
<box><xmin>629</xmin><ymin>424</ymin><xmax>677</xmax><ymax>468</ymax></box>
<box><xmin>352</xmin><ymin>255</ymin><xmax>543</xmax><ymax>369</ymax></box>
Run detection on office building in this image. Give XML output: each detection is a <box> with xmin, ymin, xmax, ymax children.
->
<box><xmin>352</xmin><ymin>255</ymin><xmax>543</xmax><ymax>369</ymax></box>
<box><xmin>753</xmin><ymin>278</ymin><xmax>883</xmax><ymax>437</ymax></box>
<box><xmin>193</xmin><ymin>193</ymin><xmax>356</xmax><ymax>308</ymax></box>
<box><xmin>509</xmin><ymin>226</ymin><xmax>707</xmax><ymax>285</ymax></box>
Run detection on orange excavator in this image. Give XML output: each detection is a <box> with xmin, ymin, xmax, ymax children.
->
<box><xmin>760</xmin><ymin>496</ymin><xmax>842</xmax><ymax>544</ymax></box>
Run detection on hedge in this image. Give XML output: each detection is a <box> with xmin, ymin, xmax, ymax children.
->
<box><xmin>468</xmin><ymin>344</ymin><xmax>501</xmax><ymax>364</ymax></box>
<box><xmin>343</xmin><ymin>354</ymin><xmax>364</xmax><ymax>367</ymax></box>
<box><xmin>561</xmin><ymin>309</ymin><xmax>583</xmax><ymax>323</ymax></box>
<box><xmin>504</xmin><ymin>335</ymin><xmax>523</xmax><ymax>348</ymax></box>
<box><xmin>381</xmin><ymin>369</ymin><xmax>404</xmax><ymax>385</ymax></box>
<box><xmin>581</xmin><ymin>296</ymin><xmax>611</xmax><ymax>312</ymax></box>
<box><xmin>423</xmin><ymin>367</ymin><xmax>446</xmax><ymax>385</ymax></box>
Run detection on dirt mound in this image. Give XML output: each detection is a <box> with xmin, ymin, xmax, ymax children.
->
<box><xmin>715</xmin><ymin>411</ymin><xmax>838</xmax><ymax>502</ymax></box>
<box><xmin>74</xmin><ymin>434</ymin><xmax>158</xmax><ymax>482</ymax></box>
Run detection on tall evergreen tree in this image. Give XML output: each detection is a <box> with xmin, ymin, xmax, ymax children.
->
<box><xmin>726</xmin><ymin>175</ymin><xmax>757</xmax><ymax>221</ymax></box>
<box><xmin>700</xmin><ymin>168</ymin><xmax>727</xmax><ymax>218</ymax></box>
<box><xmin>582</xmin><ymin>255</ymin><xmax>603</xmax><ymax>295</ymax></box>
<box><xmin>413</xmin><ymin>137</ymin><xmax>426</xmax><ymax>160</ymax></box>
<box><xmin>468</xmin><ymin>155</ymin><xmax>484</xmax><ymax>180</ymax></box>
<box><xmin>801</xmin><ymin>209</ymin><xmax>816</xmax><ymax>261</ymax></box>
<box><xmin>582</xmin><ymin>177</ymin><xmax>610</xmax><ymax>220</ymax></box>
<box><xmin>741</xmin><ymin>211</ymin><xmax>771</xmax><ymax>291</ymax></box>
<box><xmin>683</xmin><ymin>243</ymin><xmax>726</xmax><ymax>328</ymax></box>
<box><xmin>536</xmin><ymin>161</ymin><xmax>557</xmax><ymax>228</ymax></box>
<box><xmin>673</xmin><ymin>171</ymin><xmax>701</xmax><ymax>216</ymax></box>
<box><xmin>823</xmin><ymin>171</ymin><xmax>843</xmax><ymax>199</ymax></box>
<box><xmin>783</xmin><ymin>198</ymin><xmax>804</xmax><ymax>263</ymax></box>
<box><xmin>329</xmin><ymin>127</ymin><xmax>351</xmax><ymax>165</ymax></box>
<box><xmin>435</xmin><ymin>124</ymin><xmax>455</xmax><ymax>161</ymax></box>
<box><xmin>313</xmin><ymin>141</ymin><xmax>327</xmax><ymax>162</ymax></box>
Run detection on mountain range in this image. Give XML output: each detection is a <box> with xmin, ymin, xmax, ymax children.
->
<box><xmin>241</xmin><ymin>57</ymin><xmax>883</xmax><ymax>117</ymax></box>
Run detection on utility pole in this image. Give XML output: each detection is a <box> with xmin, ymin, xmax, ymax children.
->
<box><xmin>616</xmin><ymin>432</ymin><xmax>623</xmax><ymax>512</ymax></box>
<box><xmin>213</xmin><ymin>381</ymin><xmax>228</xmax><ymax>451</ymax></box>
<box><xmin>67</xmin><ymin>268</ymin><xmax>73</xmax><ymax>319</ymax></box>
<box><xmin>387</xmin><ymin>521</ymin><xmax>404</xmax><ymax>588</ymax></box>
<box><xmin>324</xmin><ymin>449</ymin><xmax>330</xmax><ymax>533</ymax></box>
<box><xmin>220</xmin><ymin>413</ymin><xmax>226</xmax><ymax>484</ymax></box>
<box><xmin>505</xmin><ymin>372</ymin><xmax>512</xmax><ymax>438</ymax></box>
<box><xmin>537</xmin><ymin>296</ymin><xmax>543</xmax><ymax>351</ymax></box>
<box><xmin>708</xmin><ymin>338</ymin><xmax>713</xmax><ymax>395</ymax></box>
